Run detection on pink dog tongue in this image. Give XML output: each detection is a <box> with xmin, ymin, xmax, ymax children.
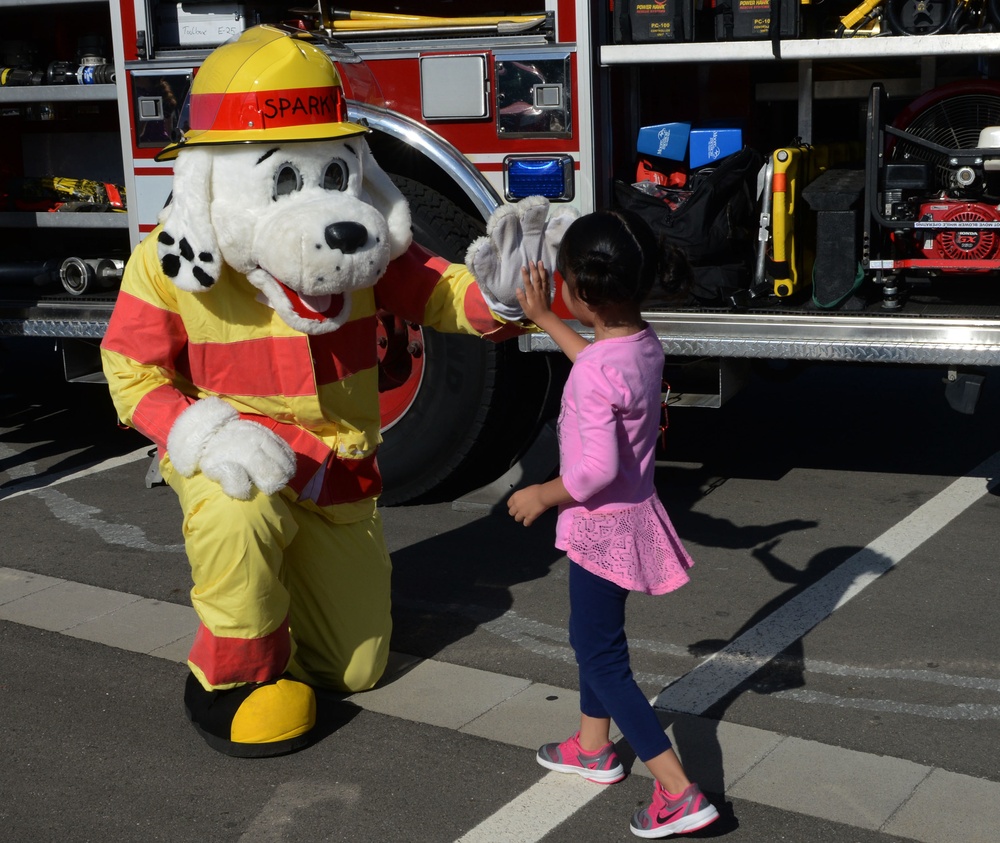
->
<box><xmin>278</xmin><ymin>281</ymin><xmax>344</xmax><ymax>322</ymax></box>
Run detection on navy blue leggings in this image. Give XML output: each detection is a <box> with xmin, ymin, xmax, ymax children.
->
<box><xmin>569</xmin><ymin>561</ymin><xmax>672</xmax><ymax>762</ymax></box>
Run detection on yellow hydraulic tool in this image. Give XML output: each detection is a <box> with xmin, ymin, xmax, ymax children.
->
<box><xmin>769</xmin><ymin>146</ymin><xmax>810</xmax><ymax>297</ymax></box>
<box><xmin>839</xmin><ymin>0</ymin><xmax>883</xmax><ymax>31</ymax></box>
<box><xmin>766</xmin><ymin>141</ymin><xmax>865</xmax><ymax>296</ymax></box>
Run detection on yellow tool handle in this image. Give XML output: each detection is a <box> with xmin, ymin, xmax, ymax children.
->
<box><xmin>329</xmin><ymin>9</ymin><xmax>427</xmax><ymax>22</ymax></box>
<box><xmin>329</xmin><ymin>14</ymin><xmax>546</xmax><ymax>31</ymax></box>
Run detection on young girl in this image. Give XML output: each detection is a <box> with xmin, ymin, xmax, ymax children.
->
<box><xmin>507</xmin><ymin>209</ymin><xmax>719</xmax><ymax>839</ymax></box>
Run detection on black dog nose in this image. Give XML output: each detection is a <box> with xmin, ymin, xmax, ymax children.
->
<box><xmin>324</xmin><ymin>222</ymin><xmax>368</xmax><ymax>254</ymax></box>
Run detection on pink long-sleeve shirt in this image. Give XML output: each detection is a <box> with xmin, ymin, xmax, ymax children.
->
<box><xmin>555</xmin><ymin>324</ymin><xmax>665</xmax><ymax>550</ymax></box>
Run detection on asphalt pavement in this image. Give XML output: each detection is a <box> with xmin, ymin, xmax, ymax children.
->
<box><xmin>3</xmin><ymin>337</ymin><xmax>1000</xmax><ymax>842</ymax></box>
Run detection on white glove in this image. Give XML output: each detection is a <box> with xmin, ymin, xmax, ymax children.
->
<box><xmin>166</xmin><ymin>397</ymin><xmax>296</xmax><ymax>500</ymax></box>
<box><xmin>465</xmin><ymin>196</ymin><xmax>578</xmax><ymax>321</ymax></box>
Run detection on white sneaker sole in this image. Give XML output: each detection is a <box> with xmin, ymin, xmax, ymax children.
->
<box><xmin>535</xmin><ymin>752</ymin><xmax>626</xmax><ymax>784</ymax></box>
<box><xmin>629</xmin><ymin>804</ymin><xmax>720</xmax><ymax>838</ymax></box>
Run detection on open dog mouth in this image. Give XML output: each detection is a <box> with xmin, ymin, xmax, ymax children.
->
<box><xmin>275</xmin><ymin>279</ymin><xmax>345</xmax><ymax>322</ymax></box>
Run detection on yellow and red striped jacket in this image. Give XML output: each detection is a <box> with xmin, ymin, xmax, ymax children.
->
<box><xmin>101</xmin><ymin>226</ymin><xmax>521</xmax><ymax>509</ymax></box>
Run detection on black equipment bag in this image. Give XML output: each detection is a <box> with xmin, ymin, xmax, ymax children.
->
<box><xmin>613</xmin><ymin>145</ymin><xmax>764</xmax><ymax>304</ymax></box>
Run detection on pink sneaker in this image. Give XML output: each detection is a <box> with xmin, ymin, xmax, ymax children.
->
<box><xmin>535</xmin><ymin>731</ymin><xmax>626</xmax><ymax>784</ymax></box>
<box><xmin>630</xmin><ymin>781</ymin><xmax>719</xmax><ymax>838</ymax></box>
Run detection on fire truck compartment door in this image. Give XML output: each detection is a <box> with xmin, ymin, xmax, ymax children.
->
<box><xmin>419</xmin><ymin>55</ymin><xmax>489</xmax><ymax>120</ymax></box>
<box><xmin>131</xmin><ymin>69</ymin><xmax>193</xmax><ymax>149</ymax></box>
<box><xmin>494</xmin><ymin>53</ymin><xmax>572</xmax><ymax>139</ymax></box>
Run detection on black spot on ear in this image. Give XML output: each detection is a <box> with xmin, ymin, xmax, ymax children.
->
<box><xmin>162</xmin><ymin>254</ymin><xmax>181</xmax><ymax>277</ymax></box>
<box><xmin>158</xmin><ymin>231</ymin><xmax>176</xmax><ymax>247</ymax></box>
<box><xmin>193</xmin><ymin>266</ymin><xmax>215</xmax><ymax>288</ymax></box>
<box><xmin>199</xmin><ymin>252</ymin><xmax>214</xmax><ymax>263</ymax></box>
<box><xmin>179</xmin><ymin>238</ymin><xmax>195</xmax><ymax>261</ymax></box>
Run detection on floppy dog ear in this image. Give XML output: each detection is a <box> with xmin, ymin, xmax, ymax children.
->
<box><xmin>157</xmin><ymin>148</ymin><xmax>221</xmax><ymax>292</ymax></box>
<box><xmin>360</xmin><ymin>142</ymin><xmax>412</xmax><ymax>260</ymax></box>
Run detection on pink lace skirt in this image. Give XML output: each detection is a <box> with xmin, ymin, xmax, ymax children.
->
<box><xmin>558</xmin><ymin>495</ymin><xmax>693</xmax><ymax>595</ymax></box>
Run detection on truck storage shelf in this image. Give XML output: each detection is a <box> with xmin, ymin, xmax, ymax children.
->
<box><xmin>0</xmin><ymin>212</ymin><xmax>128</xmax><ymax>229</ymax></box>
<box><xmin>602</xmin><ymin>33</ymin><xmax>1000</xmax><ymax>65</ymax></box>
<box><xmin>0</xmin><ymin>0</ymin><xmax>102</xmax><ymax>6</ymax></box>
<box><xmin>522</xmin><ymin>311</ymin><xmax>1000</xmax><ymax>367</ymax></box>
<box><xmin>0</xmin><ymin>84</ymin><xmax>117</xmax><ymax>104</ymax></box>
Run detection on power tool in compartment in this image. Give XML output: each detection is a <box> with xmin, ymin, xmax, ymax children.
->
<box><xmin>865</xmin><ymin>81</ymin><xmax>1000</xmax><ymax>308</ymax></box>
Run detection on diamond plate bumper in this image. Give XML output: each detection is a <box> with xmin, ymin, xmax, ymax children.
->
<box><xmin>521</xmin><ymin>311</ymin><xmax>1000</xmax><ymax>367</ymax></box>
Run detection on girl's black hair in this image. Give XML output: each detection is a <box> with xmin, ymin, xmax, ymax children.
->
<box><xmin>555</xmin><ymin>209</ymin><xmax>691</xmax><ymax>309</ymax></box>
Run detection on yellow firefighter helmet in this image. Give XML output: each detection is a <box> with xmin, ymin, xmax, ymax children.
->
<box><xmin>156</xmin><ymin>25</ymin><xmax>367</xmax><ymax>161</ymax></box>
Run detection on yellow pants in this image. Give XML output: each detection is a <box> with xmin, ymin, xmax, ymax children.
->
<box><xmin>163</xmin><ymin>457</ymin><xmax>392</xmax><ymax>693</ymax></box>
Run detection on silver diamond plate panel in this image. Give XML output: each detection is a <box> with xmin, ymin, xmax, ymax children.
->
<box><xmin>520</xmin><ymin>311</ymin><xmax>1000</xmax><ymax>367</ymax></box>
<box><xmin>649</xmin><ymin>337</ymin><xmax>1000</xmax><ymax>367</ymax></box>
<box><xmin>1</xmin><ymin>320</ymin><xmax>108</xmax><ymax>339</ymax></box>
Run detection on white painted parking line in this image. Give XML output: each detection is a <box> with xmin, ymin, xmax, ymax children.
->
<box><xmin>455</xmin><ymin>772</ymin><xmax>602</xmax><ymax>843</ymax></box>
<box><xmin>655</xmin><ymin>449</ymin><xmax>1000</xmax><ymax>716</ymax></box>
<box><xmin>0</xmin><ymin>444</ymin><xmax>151</xmax><ymax>501</ymax></box>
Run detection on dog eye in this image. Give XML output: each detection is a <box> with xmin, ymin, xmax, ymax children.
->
<box><xmin>322</xmin><ymin>159</ymin><xmax>349</xmax><ymax>192</ymax></box>
<box><xmin>273</xmin><ymin>164</ymin><xmax>303</xmax><ymax>199</ymax></box>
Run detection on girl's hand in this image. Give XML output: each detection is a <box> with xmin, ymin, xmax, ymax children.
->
<box><xmin>508</xmin><ymin>484</ymin><xmax>550</xmax><ymax>527</ymax></box>
<box><xmin>518</xmin><ymin>261</ymin><xmax>588</xmax><ymax>363</ymax></box>
<box><xmin>515</xmin><ymin>261</ymin><xmax>553</xmax><ymax>326</ymax></box>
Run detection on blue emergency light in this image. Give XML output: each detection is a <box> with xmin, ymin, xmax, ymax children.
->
<box><xmin>503</xmin><ymin>154</ymin><xmax>574</xmax><ymax>201</ymax></box>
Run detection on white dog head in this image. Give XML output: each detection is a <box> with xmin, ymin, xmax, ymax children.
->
<box><xmin>156</xmin><ymin>137</ymin><xmax>412</xmax><ymax>334</ymax></box>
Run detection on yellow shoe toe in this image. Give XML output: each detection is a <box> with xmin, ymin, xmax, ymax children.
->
<box><xmin>231</xmin><ymin>678</ymin><xmax>317</xmax><ymax>746</ymax></box>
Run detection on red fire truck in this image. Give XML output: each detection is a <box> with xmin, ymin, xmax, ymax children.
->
<box><xmin>4</xmin><ymin>0</ymin><xmax>1000</xmax><ymax>502</ymax></box>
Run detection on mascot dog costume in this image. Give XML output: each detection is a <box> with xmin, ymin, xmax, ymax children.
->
<box><xmin>100</xmin><ymin>25</ymin><xmax>573</xmax><ymax>757</ymax></box>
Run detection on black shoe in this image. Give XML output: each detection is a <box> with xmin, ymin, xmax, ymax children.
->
<box><xmin>183</xmin><ymin>672</ymin><xmax>316</xmax><ymax>758</ymax></box>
